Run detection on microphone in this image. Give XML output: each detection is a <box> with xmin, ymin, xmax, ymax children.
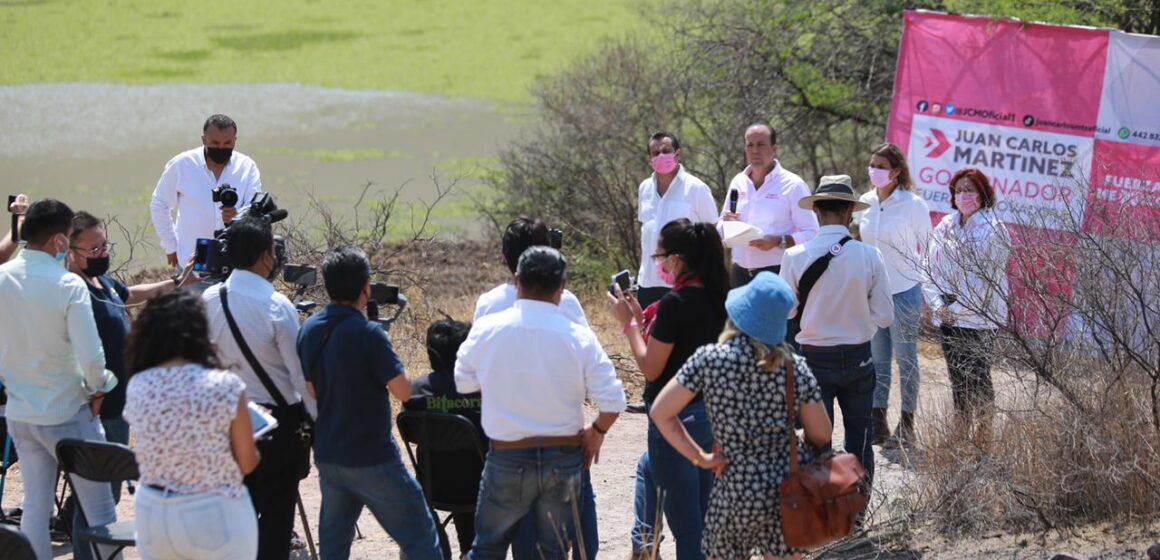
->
<box><xmin>266</xmin><ymin>209</ymin><xmax>289</xmax><ymax>224</ymax></box>
<box><xmin>729</xmin><ymin>190</ymin><xmax>738</xmax><ymax>213</ymax></box>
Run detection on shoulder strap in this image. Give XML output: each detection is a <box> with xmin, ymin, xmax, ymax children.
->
<box><xmin>795</xmin><ymin>236</ymin><xmax>853</xmax><ymax>318</ymax></box>
<box><xmin>786</xmin><ymin>356</ymin><xmax>799</xmax><ymax>474</ymax></box>
<box><xmin>220</xmin><ymin>287</ymin><xmax>289</xmax><ymax>408</ymax></box>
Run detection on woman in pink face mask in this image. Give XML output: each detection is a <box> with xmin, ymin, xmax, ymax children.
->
<box><xmin>922</xmin><ymin>167</ymin><xmax>1010</xmax><ymax>444</ymax></box>
<box><xmin>607</xmin><ymin>218</ymin><xmax>730</xmax><ymax>560</ymax></box>
<box><xmin>855</xmin><ymin>143</ymin><xmax>932</xmax><ymax>449</ymax></box>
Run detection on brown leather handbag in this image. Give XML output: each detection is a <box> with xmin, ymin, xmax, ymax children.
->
<box><xmin>779</xmin><ymin>359</ymin><xmax>870</xmax><ymax>549</ymax></box>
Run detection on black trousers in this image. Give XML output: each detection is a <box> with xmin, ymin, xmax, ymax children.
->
<box><xmin>246</xmin><ymin>403</ymin><xmax>309</xmax><ymax>560</ymax></box>
<box><xmin>939</xmin><ymin>326</ymin><xmax>996</xmax><ymax>416</ymax></box>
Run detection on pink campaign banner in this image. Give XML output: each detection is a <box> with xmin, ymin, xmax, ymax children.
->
<box><xmin>886</xmin><ymin>11</ymin><xmax>1160</xmax><ymax>335</ymax></box>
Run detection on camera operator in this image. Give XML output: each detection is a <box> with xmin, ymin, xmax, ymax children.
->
<box><xmin>0</xmin><ymin>193</ymin><xmax>28</xmax><ymax>264</ymax></box>
<box><xmin>201</xmin><ymin>215</ymin><xmax>315</xmax><ymax>560</ymax></box>
<box><xmin>298</xmin><ymin>246</ymin><xmax>441</xmax><ymax>560</ymax></box>
<box><xmin>151</xmin><ymin>114</ymin><xmax>263</xmax><ymax>269</ymax></box>
<box><xmin>0</xmin><ymin>199</ymin><xmax>120</xmax><ymax>560</ymax></box>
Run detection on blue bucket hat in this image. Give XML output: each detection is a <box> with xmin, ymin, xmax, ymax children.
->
<box><xmin>725</xmin><ymin>271</ymin><xmax>795</xmax><ymax>346</ymax></box>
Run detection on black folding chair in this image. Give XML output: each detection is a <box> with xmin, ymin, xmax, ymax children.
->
<box><xmin>0</xmin><ymin>522</ymin><xmax>35</xmax><ymax>560</ymax></box>
<box><xmin>54</xmin><ymin>439</ymin><xmax>138</xmax><ymax>560</ymax></box>
<box><xmin>396</xmin><ymin>411</ymin><xmax>487</xmax><ymax>560</ymax></box>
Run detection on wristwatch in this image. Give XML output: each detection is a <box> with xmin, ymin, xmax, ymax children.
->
<box><xmin>778</xmin><ymin>235</ymin><xmax>789</xmax><ymax>249</ymax></box>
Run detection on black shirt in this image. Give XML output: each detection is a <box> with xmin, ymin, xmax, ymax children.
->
<box><xmin>645</xmin><ymin>286</ymin><xmax>727</xmax><ymax>403</ymax></box>
<box><xmin>88</xmin><ymin>276</ymin><xmax>131</xmax><ymax>420</ymax></box>
<box><xmin>404</xmin><ymin>370</ymin><xmax>486</xmax><ymax>503</ymax></box>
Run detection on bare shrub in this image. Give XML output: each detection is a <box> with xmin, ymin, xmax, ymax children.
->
<box><xmin>905</xmin><ymin>179</ymin><xmax>1160</xmax><ymax>532</ymax></box>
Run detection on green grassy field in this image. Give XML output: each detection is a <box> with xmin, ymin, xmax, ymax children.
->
<box><xmin>0</xmin><ymin>0</ymin><xmax>640</xmax><ymax>101</ymax></box>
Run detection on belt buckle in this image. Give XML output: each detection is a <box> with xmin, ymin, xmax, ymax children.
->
<box><xmin>748</xmin><ymin>267</ymin><xmax>759</xmax><ymax>277</ymax></box>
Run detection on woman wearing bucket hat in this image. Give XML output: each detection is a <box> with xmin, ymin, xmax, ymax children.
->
<box><xmin>650</xmin><ymin>272</ymin><xmax>832</xmax><ymax>559</ymax></box>
<box><xmin>855</xmin><ymin>143</ymin><xmax>933</xmax><ymax>449</ymax></box>
<box><xmin>608</xmin><ymin>218</ymin><xmax>730</xmax><ymax>560</ymax></box>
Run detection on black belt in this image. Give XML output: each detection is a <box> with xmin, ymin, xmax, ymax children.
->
<box><xmin>146</xmin><ymin>484</ymin><xmax>184</xmax><ymax>495</ymax></box>
<box><xmin>737</xmin><ymin>264</ymin><xmax>780</xmax><ymax>277</ymax></box>
<box><xmin>799</xmin><ymin>341</ymin><xmax>871</xmax><ymax>353</ymax></box>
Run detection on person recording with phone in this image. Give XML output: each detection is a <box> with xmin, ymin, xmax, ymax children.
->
<box><xmin>151</xmin><ymin>114</ymin><xmax>263</xmax><ymax>269</ymax></box>
<box><xmin>123</xmin><ymin>290</ymin><xmax>261</xmax><ymax>560</ymax></box>
<box><xmin>608</xmin><ymin>218</ymin><xmax>730</xmax><ymax>560</ymax></box>
<box><xmin>0</xmin><ymin>193</ymin><xmax>28</xmax><ymax>264</ymax></box>
<box><xmin>201</xmin><ymin>215</ymin><xmax>315</xmax><ymax>560</ymax></box>
<box><xmin>298</xmin><ymin>246</ymin><xmax>442</xmax><ymax>560</ymax></box>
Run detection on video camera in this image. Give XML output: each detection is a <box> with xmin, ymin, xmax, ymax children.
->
<box><xmin>193</xmin><ymin>192</ymin><xmax>289</xmax><ymax>281</ymax></box>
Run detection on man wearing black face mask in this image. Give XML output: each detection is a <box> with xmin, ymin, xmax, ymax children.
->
<box><xmin>68</xmin><ymin>212</ymin><xmax>198</xmax><ymax>450</ymax></box>
<box><xmin>150</xmin><ymin>114</ymin><xmax>264</xmax><ymax>269</ymax></box>
<box><xmin>202</xmin><ymin>215</ymin><xmax>316</xmax><ymax>560</ymax></box>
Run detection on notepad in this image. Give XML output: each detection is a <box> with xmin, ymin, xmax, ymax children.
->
<box><xmin>720</xmin><ymin>221</ymin><xmax>764</xmax><ymax>248</ymax></box>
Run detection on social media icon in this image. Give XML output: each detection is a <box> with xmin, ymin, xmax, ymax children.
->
<box><xmin>945</xmin><ymin>104</ymin><xmax>956</xmax><ymax>115</ymax></box>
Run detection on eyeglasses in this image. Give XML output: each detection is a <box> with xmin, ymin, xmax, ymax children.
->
<box><xmin>650</xmin><ymin>252</ymin><xmax>674</xmax><ymax>261</ymax></box>
<box><xmin>70</xmin><ymin>242</ymin><xmax>114</xmax><ymax>257</ymax></box>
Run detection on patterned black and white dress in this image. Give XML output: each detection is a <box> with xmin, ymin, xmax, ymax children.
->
<box><xmin>675</xmin><ymin>335</ymin><xmax>823</xmax><ymax>559</ymax></box>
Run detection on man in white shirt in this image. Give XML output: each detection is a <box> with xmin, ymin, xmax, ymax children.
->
<box><xmin>456</xmin><ymin>247</ymin><xmax>626</xmax><ymax>560</ymax></box>
<box><xmin>721</xmin><ymin>123</ymin><xmax>819</xmax><ymax>286</ymax></box>
<box><xmin>780</xmin><ymin>175</ymin><xmax>893</xmax><ymax>483</ymax></box>
<box><xmin>151</xmin><ymin>114</ymin><xmax>264</xmax><ymax>268</ymax></box>
<box><xmin>202</xmin><ymin>216</ymin><xmax>314</xmax><ymax>560</ymax></box>
<box><xmin>636</xmin><ymin>131</ymin><xmax>718</xmax><ymax>308</ymax></box>
<box><xmin>473</xmin><ymin>217</ymin><xmax>599</xmax><ymax>560</ymax></box>
<box><xmin>0</xmin><ymin>199</ymin><xmax>120</xmax><ymax>560</ymax></box>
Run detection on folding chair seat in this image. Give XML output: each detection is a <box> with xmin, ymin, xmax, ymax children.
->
<box><xmin>396</xmin><ymin>411</ymin><xmax>487</xmax><ymax>560</ymax></box>
<box><xmin>55</xmin><ymin>439</ymin><xmax>138</xmax><ymax>560</ymax></box>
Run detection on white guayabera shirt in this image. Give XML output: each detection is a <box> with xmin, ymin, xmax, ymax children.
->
<box><xmin>636</xmin><ymin>165</ymin><xmax>719</xmax><ymax>289</ymax></box>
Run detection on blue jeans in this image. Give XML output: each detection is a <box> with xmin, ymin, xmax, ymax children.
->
<box><xmin>801</xmin><ymin>343</ymin><xmax>876</xmax><ymax>482</ymax></box>
<box><xmin>647</xmin><ymin>400</ymin><xmax>713</xmax><ymax>560</ymax></box>
<box><xmin>511</xmin><ymin>468</ymin><xmax>596</xmax><ymax>560</ymax></box>
<box><xmin>8</xmin><ymin>406</ymin><xmax>119</xmax><ymax>560</ymax></box>
<box><xmin>316</xmin><ymin>460</ymin><xmax>442</xmax><ymax>560</ymax></box>
<box><xmin>630</xmin><ymin>452</ymin><xmax>659</xmax><ymax>554</ymax></box>
<box><xmin>470</xmin><ymin>446</ymin><xmax>583</xmax><ymax>560</ymax></box>
<box><xmin>872</xmin><ymin>284</ymin><xmax>922</xmax><ymax>412</ymax></box>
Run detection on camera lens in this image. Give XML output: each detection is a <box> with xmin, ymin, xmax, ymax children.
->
<box><xmin>220</xmin><ymin>189</ymin><xmax>239</xmax><ymax>208</ymax></box>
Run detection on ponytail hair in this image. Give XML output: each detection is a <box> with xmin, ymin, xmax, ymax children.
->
<box><xmin>659</xmin><ymin>219</ymin><xmax>730</xmax><ymax>309</ymax></box>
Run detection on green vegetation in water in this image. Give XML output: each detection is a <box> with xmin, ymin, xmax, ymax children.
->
<box><xmin>0</xmin><ymin>0</ymin><xmax>641</xmax><ymax>101</ymax></box>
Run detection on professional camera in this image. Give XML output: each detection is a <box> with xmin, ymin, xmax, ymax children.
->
<box><xmin>212</xmin><ymin>184</ymin><xmax>239</xmax><ymax>208</ymax></box>
<box><xmin>193</xmin><ymin>192</ymin><xmax>289</xmax><ymax>281</ymax></box>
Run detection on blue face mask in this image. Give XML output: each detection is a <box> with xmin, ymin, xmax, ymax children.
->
<box><xmin>52</xmin><ymin>235</ymin><xmax>68</xmax><ymax>267</ymax></box>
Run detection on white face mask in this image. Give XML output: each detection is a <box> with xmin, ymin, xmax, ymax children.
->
<box><xmin>867</xmin><ymin>167</ymin><xmax>893</xmax><ymax>189</ymax></box>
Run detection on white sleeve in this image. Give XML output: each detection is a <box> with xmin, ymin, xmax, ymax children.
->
<box><xmin>275</xmin><ymin>298</ymin><xmax>315</xmax><ymax>418</ymax></box>
<box><xmin>788</xmin><ymin>181</ymin><xmax>820</xmax><ymax>245</ymax></box>
<box><xmin>66</xmin><ymin>279</ymin><xmax>117</xmax><ymax>394</ymax></box>
<box><xmin>922</xmin><ymin>221</ymin><xmax>950</xmax><ymax>311</ymax></box>
<box><xmin>694</xmin><ymin>184</ymin><xmax>719</xmax><ymax>225</ymax></box>
<box><xmin>561</xmin><ymin>290</ymin><xmax>590</xmax><ymax>328</ymax></box>
<box><xmin>581</xmin><ymin>330</ymin><xmax>626</xmax><ymax>413</ymax></box>
<box><xmin>454</xmin><ymin>324</ymin><xmax>484</xmax><ymax>394</ymax></box>
<box><xmin>779</xmin><ymin>254</ymin><xmax>801</xmax><ymax>319</ymax></box>
<box><xmin>868</xmin><ymin>249</ymin><xmax>895</xmax><ymax>328</ymax></box>
<box><xmin>150</xmin><ymin>160</ymin><xmax>181</xmax><ymax>255</ymax></box>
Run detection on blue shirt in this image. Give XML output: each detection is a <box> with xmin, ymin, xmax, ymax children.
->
<box><xmin>89</xmin><ymin>276</ymin><xmax>131</xmax><ymax>420</ymax></box>
<box><xmin>298</xmin><ymin>304</ymin><xmax>405</xmax><ymax>467</ymax></box>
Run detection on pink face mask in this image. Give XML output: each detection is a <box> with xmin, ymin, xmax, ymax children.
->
<box><xmin>867</xmin><ymin>167</ymin><xmax>893</xmax><ymax>189</ymax></box>
<box><xmin>655</xmin><ymin>258</ymin><xmax>677</xmax><ymax>285</ymax></box>
<box><xmin>651</xmin><ymin>153</ymin><xmax>678</xmax><ymax>175</ymax></box>
<box><xmin>955</xmin><ymin>192</ymin><xmax>981</xmax><ymax>216</ymax></box>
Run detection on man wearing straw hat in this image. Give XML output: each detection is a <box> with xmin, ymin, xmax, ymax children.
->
<box><xmin>780</xmin><ymin>175</ymin><xmax>894</xmax><ymax>482</ymax></box>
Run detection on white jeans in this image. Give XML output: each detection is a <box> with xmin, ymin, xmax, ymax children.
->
<box><xmin>8</xmin><ymin>405</ymin><xmax>119</xmax><ymax>560</ymax></box>
<box><xmin>134</xmin><ymin>485</ymin><xmax>258</xmax><ymax>560</ymax></box>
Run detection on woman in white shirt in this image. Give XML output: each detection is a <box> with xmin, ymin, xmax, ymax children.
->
<box><xmin>123</xmin><ymin>290</ymin><xmax>261</xmax><ymax>560</ymax></box>
<box><xmin>923</xmin><ymin>168</ymin><xmax>1010</xmax><ymax>442</ymax></box>
<box><xmin>856</xmin><ymin>143</ymin><xmax>932</xmax><ymax>449</ymax></box>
